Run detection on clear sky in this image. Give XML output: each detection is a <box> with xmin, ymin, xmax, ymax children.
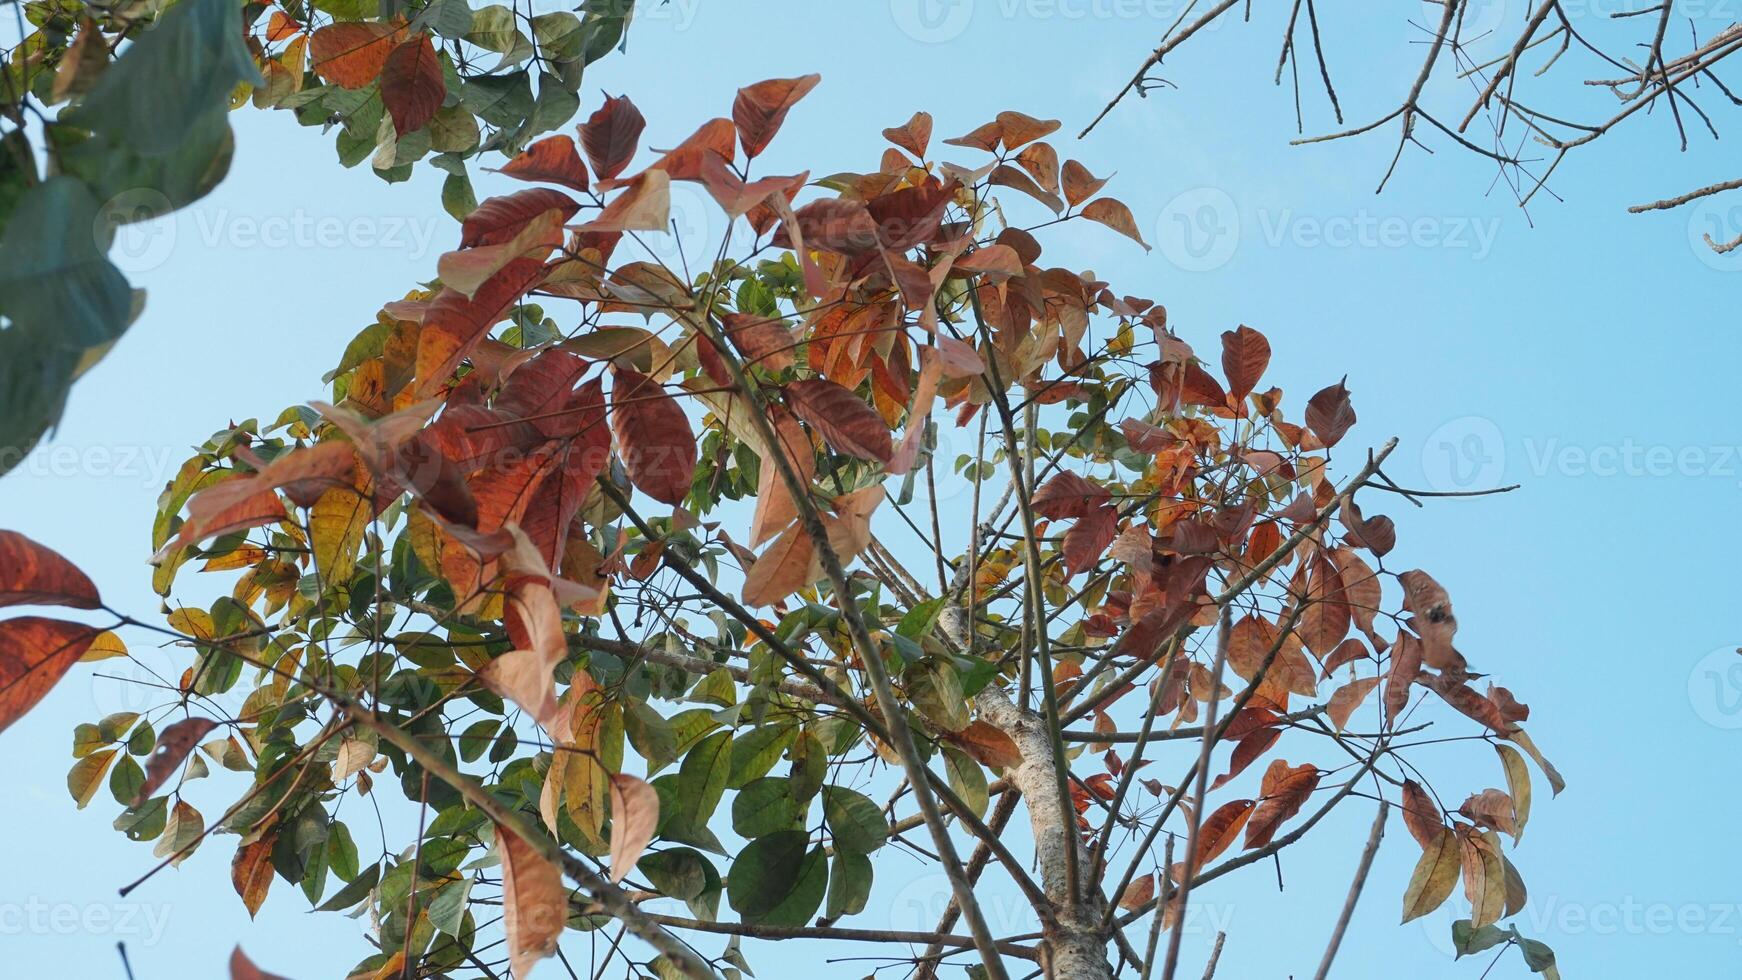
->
<box><xmin>4</xmin><ymin>2</ymin><xmax>1741</xmax><ymax>978</ymax></box>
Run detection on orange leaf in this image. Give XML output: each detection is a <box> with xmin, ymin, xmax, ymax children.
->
<box><xmin>495</xmin><ymin>822</ymin><xmax>566</xmax><ymax>979</ymax></box>
<box><xmin>1061</xmin><ymin>159</ymin><xmax>1108</xmax><ymax>206</ymax></box>
<box><xmin>733</xmin><ymin>73</ymin><xmax>820</xmax><ymax>158</ymax></box>
<box><xmin>309</xmin><ymin>22</ymin><xmax>403</xmax><ymax>89</ymax></box>
<box><xmin>882</xmin><ymin>111</ymin><xmax>932</xmax><ymax>159</ymax></box>
<box><xmin>1243</xmin><ymin>760</ymin><xmax>1319</xmax><ymax>849</ymax></box>
<box><xmin>232</xmin><ymin>833</ymin><xmax>275</xmax><ymax>918</ymax></box>
<box><xmin>741</xmin><ymin>520</ymin><xmax>816</xmax><ymax>607</ymax></box>
<box><xmin>1325</xmin><ymin>676</ymin><xmax>1380</xmax><ymax>732</ymax></box>
<box><xmin>945</xmin><ymin>721</ymin><xmax>1024</xmax><ymax>769</ymax></box>
<box><xmin>0</xmin><ymin>531</ymin><xmax>99</xmax><ymax>609</ymax></box>
<box><xmin>499</xmin><ymin>134</ymin><xmax>591</xmax><ymax>192</ymax></box>
<box><xmin>607</xmin><ymin>773</ymin><xmax>659</xmax><ymax>883</ymax></box>
<box><xmin>0</xmin><ymin>617</ymin><xmax>100</xmax><ymax>733</ymax></box>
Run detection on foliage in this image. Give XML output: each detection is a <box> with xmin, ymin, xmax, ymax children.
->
<box><xmin>2</xmin><ymin>70</ymin><xmax>1566</xmax><ymax>980</ymax></box>
<box><xmin>0</xmin><ymin>0</ymin><xmax>634</xmax><ymax>474</ymax></box>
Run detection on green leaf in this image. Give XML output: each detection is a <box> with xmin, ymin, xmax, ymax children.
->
<box><xmin>66</xmin><ymin>0</ymin><xmax>258</xmax><ymax>157</ymax></box>
<box><xmin>732</xmin><ymin>777</ymin><xmax>802</xmax><ymax>839</ymax></box>
<box><xmin>316</xmin><ymin>862</ymin><xmax>381</xmax><ymax>912</ymax></box>
<box><xmin>726</xmin><ymin>831</ymin><xmax>827</xmax><ymax>927</ymax></box>
<box><xmin>68</xmin><ymin>748</ymin><xmax>118</xmax><ymax>809</ymax></box>
<box><xmin>727</xmin><ymin>722</ymin><xmax>796</xmax><ymax>789</ymax></box>
<box><xmin>427</xmin><ymin>876</ymin><xmax>472</xmax><ymax>937</ymax></box>
<box><xmin>1451</xmin><ymin>919</ymin><xmax>1512</xmax><ymax>959</ymax></box>
<box><xmin>943</xmin><ymin>745</ymin><xmax>988</xmax><ymax>820</ymax></box>
<box><xmin>0</xmin><ymin>176</ymin><xmax>132</xmax><ymax>349</ymax></box>
<box><xmin>675</xmin><ymin>730</ymin><xmax>733</xmax><ymax>831</ymax></box>
<box><xmin>821</xmin><ymin>786</ymin><xmax>888</xmax><ymax>855</ymax></box>
<box><xmin>825</xmin><ymin>851</ymin><xmax>872</xmax><ymax>920</ymax></box>
<box><xmin>905</xmin><ymin>658</ymin><xmax>971</xmax><ymax>733</ymax></box>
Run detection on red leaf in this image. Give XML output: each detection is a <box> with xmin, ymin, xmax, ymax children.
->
<box><xmin>786</xmin><ymin>378</ymin><xmax>893</xmax><ymax>464</ymax></box>
<box><xmin>460</xmin><ymin>188</ymin><xmax>581</xmax><ymax>248</ymax></box>
<box><xmin>1189</xmin><ymin>799</ymin><xmax>1256</xmax><ymax>874</ymax></box>
<box><xmin>309</xmin><ymin>22</ymin><xmax>403</xmax><ymax>89</ymax></box>
<box><xmin>1243</xmin><ymin>760</ymin><xmax>1319</xmax><ymax>849</ymax></box>
<box><xmin>499</xmin><ymin>134</ymin><xmax>590</xmax><ymax>192</ymax></box>
<box><xmin>580</xmin><ymin>94</ymin><xmax>646</xmax><ymax>181</ymax></box>
<box><xmin>0</xmin><ymin>531</ymin><xmax>99</xmax><ymax>609</ymax></box>
<box><xmin>380</xmin><ymin>34</ymin><xmax>444</xmax><ymax>136</ymax></box>
<box><xmin>0</xmin><ymin>617</ymin><xmax>100</xmax><ymax>733</ymax></box>
<box><xmin>415</xmin><ymin>258</ymin><xmax>548</xmax><ymax>394</ymax></box>
<box><xmin>1210</xmin><ymin>726</ymin><xmax>1280</xmax><ymax>790</ymax></box>
<box><xmin>610</xmin><ymin>369</ymin><xmax>696</xmax><ymax>505</ymax></box>
<box><xmin>732</xmin><ymin>73</ymin><xmax>820</xmax><ymax>158</ymax></box>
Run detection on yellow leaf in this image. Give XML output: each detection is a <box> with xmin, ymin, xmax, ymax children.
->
<box><xmin>79</xmin><ymin>630</ymin><xmax>129</xmax><ymax>662</ymax></box>
<box><xmin>1400</xmin><ymin>826</ymin><xmax>1460</xmax><ymax>923</ymax></box>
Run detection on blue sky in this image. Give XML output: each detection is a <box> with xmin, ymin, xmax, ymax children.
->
<box><xmin>4</xmin><ymin>1</ymin><xmax>1741</xmax><ymax>977</ymax></box>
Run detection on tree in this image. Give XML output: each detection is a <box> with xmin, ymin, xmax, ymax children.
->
<box><xmin>1081</xmin><ymin>0</ymin><xmax>1742</xmax><ymax>252</ymax></box>
<box><xmin>0</xmin><ymin>58</ymin><xmax>1566</xmax><ymax>980</ymax></box>
<box><xmin>0</xmin><ymin>0</ymin><xmax>635</xmax><ymax>473</ymax></box>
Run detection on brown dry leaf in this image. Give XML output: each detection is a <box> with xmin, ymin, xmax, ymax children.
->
<box><xmin>733</xmin><ymin>73</ymin><xmax>821</xmax><ymax>158</ymax></box>
<box><xmin>1460</xmin><ymin>828</ymin><xmax>1506</xmax><ymax>928</ymax></box>
<box><xmin>1117</xmin><ymin>873</ymin><xmax>1155</xmax><ymax>910</ymax></box>
<box><xmin>230</xmin><ymin>947</ymin><xmax>292</xmax><ymax>980</ymax></box>
<box><xmin>946</xmin><ymin>721</ymin><xmax>1024</xmax><ymax>769</ymax></box>
<box><xmin>1081</xmin><ymin>198</ymin><xmax>1150</xmax><ymax>250</ymax></box>
<box><xmin>1325</xmin><ymin>676</ymin><xmax>1380</xmax><ymax>731</ymax></box>
<box><xmin>495</xmin><ymin>822</ymin><xmax>566</xmax><ymax>979</ymax></box>
<box><xmin>882</xmin><ymin>111</ymin><xmax>932</xmax><ymax>158</ymax></box>
<box><xmin>135</xmin><ymin>717</ymin><xmax>220</xmax><ymax>804</ymax></box>
<box><xmin>1400</xmin><ymin>779</ymin><xmax>1442</xmax><ymax>850</ymax></box>
<box><xmin>1458</xmin><ymin>788</ymin><xmax>1519</xmax><ymax>838</ymax></box>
